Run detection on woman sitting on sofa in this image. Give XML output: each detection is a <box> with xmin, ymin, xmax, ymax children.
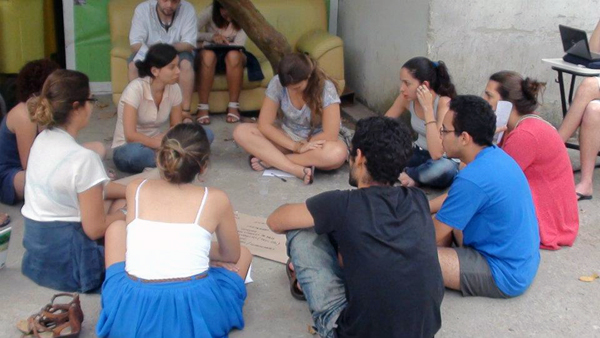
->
<box><xmin>112</xmin><ymin>43</ymin><xmax>214</xmax><ymax>174</ymax></box>
<box><xmin>233</xmin><ymin>53</ymin><xmax>348</xmax><ymax>184</ymax></box>
<box><xmin>195</xmin><ymin>0</ymin><xmax>249</xmax><ymax>124</ymax></box>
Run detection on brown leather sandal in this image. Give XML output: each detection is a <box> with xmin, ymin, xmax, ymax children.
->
<box><xmin>17</xmin><ymin>293</ymin><xmax>83</xmax><ymax>337</ymax></box>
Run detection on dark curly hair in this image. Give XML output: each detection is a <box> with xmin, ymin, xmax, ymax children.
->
<box><xmin>450</xmin><ymin>95</ymin><xmax>496</xmax><ymax>147</ymax></box>
<box><xmin>16</xmin><ymin>59</ymin><xmax>60</xmax><ymax>103</ymax></box>
<box><xmin>350</xmin><ymin>117</ymin><xmax>413</xmax><ymax>185</ymax></box>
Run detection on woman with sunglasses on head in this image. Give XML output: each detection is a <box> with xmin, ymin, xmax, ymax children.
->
<box><xmin>112</xmin><ymin>43</ymin><xmax>214</xmax><ymax>174</ymax></box>
<box><xmin>233</xmin><ymin>53</ymin><xmax>348</xmax><ymax>184</ymax></box>
<box><xmin>21</xmin><ymin>70</ymin><xmax>127</xmax><ymax>292</ymax></box>
<box><xmin>385</xmin><ymin>56</ymin><xmax>459</xmax><ymax>189</ymax></box>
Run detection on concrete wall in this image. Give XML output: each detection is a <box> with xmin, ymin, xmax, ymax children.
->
<box><xmin>428</xmin><ymin>0</ymin><xmax>600</xmax><ymax>125</ymax></box>
<box><xmin>337</xmin><ymin>0</ymin><xmax>429</xmax><ymax>113</ymax></box>
<box><xmin>338</xmin><ymin>0</ymin><xmax>600</xmax><ymax>124</ymax></box>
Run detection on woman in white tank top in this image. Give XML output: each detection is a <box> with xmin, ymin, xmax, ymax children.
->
<box><xmin>97</xmin><ymin>123</ymin><xmax>252</xmax><ymax>338</ymax></box>
<box><xmin>385</xmin><ymin>56</ymin><xmax>459</xmax><ymax>189</ymax></box>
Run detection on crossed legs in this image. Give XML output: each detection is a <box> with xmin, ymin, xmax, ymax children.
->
<box><xmin>233</xmin><ymin>123</ymin><xmax>347</xmax><ymax>184</ymax></box>
<box><xmin>558</xmin><ymin>77</ymin><xmax>600</xmax><ymax>197</ymax></box>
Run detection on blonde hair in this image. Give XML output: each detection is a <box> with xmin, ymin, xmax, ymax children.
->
<box><xmin>27</xmin><ymin>69</ymin><xmax>90</xmax><ymax>128</ymax></box>
<box><xmin>156</xmin><ymin>123</ymin><xmax>211</xmax><ymax>184</ymax></box>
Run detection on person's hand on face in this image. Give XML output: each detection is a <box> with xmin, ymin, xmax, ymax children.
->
<box><xmin>212</xmin><ymin>34</ymin><xmax>229</xmax><ymax>45</ymax></box>
<box><xmin>416</xmin><ymin>84</ymin><xmax>434</xmax><ymax>110</ymax></box>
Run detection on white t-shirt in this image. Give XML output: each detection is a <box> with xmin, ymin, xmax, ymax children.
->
<box><xmin>21</xmin><ymin>128</ymin><xmax>109</xmax><ymax>222</ymax></box>
<box><xmin>129</xmin><ymin>0</ymin><xmax>197</xmax><ymax>47</ymax></box>
<box><xmin>112</xmin><ymin>77</ymin><xmax>182</xmax><ymax>148</ymax></box>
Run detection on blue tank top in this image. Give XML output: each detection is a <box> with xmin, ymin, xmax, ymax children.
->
<box><xmin>0</xmin><ymin>116</ymin><xmax>22</xmax><ymax>170</ymax></box>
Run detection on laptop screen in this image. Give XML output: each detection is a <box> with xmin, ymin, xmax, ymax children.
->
<box><xmin>560</xmin><ymin>25</ymin><xmax>592</xmax><ymax>59</ymax></box>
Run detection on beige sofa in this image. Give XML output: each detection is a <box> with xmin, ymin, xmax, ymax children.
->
<box><xmin>108</xmin><ymin>0</ymin><xmax>345</xmax><ymax>112</ymax></box>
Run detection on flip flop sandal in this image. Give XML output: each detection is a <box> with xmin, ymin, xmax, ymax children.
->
<box><xmin>286</xmin><ymin>258</ymin><xmax>306</xmax><ymax>301</ymax></box>
<box><xmin>302</xmin><ymin>166</ymin><xmax>315</xmax><ymax>185</ymax></box>
<box><xmin>576</xmin><ymin>192</ymin><xmax>593</xmax><ymax>201</ymax></box>
<box><xmin>0</xmin><ymin>214</ymin><xmax>9</xmax><ymax>228</ymax></box>
<box><xmin>196</xmin><ymin>114</ymin><xmax>211</xmax><ymax>125</ymax></box>
<box><xmin>248</xmin><ymin>155</ymin><xmax>271</xmax><ymax>171</ymax></box>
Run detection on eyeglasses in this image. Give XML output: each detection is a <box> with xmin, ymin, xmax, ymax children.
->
<box><xmin>439</xmin><ymin>126</ymin><xmax>455</xmax><ymax>137</ymax></box>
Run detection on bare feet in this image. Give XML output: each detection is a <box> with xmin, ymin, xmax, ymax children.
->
<box><xmin>302</xmin><ymin>166</ymin><xmax>315</xmax><ymax>185</ymax></box>
<box><xmin>399</xmin><ymin>172</ymin><xmax>417</xmax><ymax>187</ymax></box>
<box><xmin>250</xmin><ymin>156</ymin><xmax>272</xmax><ymax>171</ymax></box>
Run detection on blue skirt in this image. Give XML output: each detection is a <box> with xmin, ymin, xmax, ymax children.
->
<box><xmin>96</xmin><ymin>262</ymin><xmax>247</xmax><ymax>338</ymax></box>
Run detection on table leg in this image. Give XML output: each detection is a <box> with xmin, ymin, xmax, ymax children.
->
<box><xmin>557</xmin><ymin>70</ymin><xmax>567</xmax><ymax>117</ymax></box>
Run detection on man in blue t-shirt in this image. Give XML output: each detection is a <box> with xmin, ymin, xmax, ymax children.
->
<box><xmin>267</xmin><ymin>117</ymin><xmax>443</xmax><ymax>338</ymax></box>
<box><xmin>434</xmin><ymin>95</ymin><xmax>540</xmax><ymax>298</ymax></box>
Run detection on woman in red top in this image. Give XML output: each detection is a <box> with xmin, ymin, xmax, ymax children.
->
<box><xmin>483</xmin><ymin>71</ymin><xmax>579</xmax><ymax>250</ymax></box>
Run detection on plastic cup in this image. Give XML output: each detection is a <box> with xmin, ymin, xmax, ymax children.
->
<box><xmin>258</xmin><ymin>177</ymin><xmax>269</xmax><ymax>196</ymax></box>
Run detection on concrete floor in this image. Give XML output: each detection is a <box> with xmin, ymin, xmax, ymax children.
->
<box><xmin>0</xmin><ymin>95</ymin><xmax>599</xmax><ymax>337</ymax></box>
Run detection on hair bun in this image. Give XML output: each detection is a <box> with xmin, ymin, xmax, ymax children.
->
<box><xmin>27</xmin><ymin>95</ymin><xmax>55</xmax><ymax>127</ymax></box>
<box><xmin>157</xmin><ymin>138</ymin><xmax>187</xmax><ymax>182</ymax></box>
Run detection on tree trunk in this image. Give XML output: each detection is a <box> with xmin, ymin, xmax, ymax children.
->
<box><xmin>217</xmin><ymin>0</ymin><xmax>292</xmax><ymax>73</ymax></box>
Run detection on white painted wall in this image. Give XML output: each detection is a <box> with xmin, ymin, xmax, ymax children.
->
<box><xmin>428</xmin><ymin>0</ymin><xmax>600</xmax><ymax>124</ymax></box>
<box><xmin>338</xmin><ymin>0</ymin><xmax>600</xmax><ymax>124</ymax></box>
<box><xmin>337</xmin><ymin>0</ymin><xmax>429</xmax><ymax>113</ymax></box>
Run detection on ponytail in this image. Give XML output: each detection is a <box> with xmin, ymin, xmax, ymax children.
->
<box><xmin>433</xmin><ymin>61</ymin><xmax>457</xmax><ymax>98</ymax></box>
<box><xmin>27</xmin><ymin>96</ymin><xmax>55</xmax><ymax>127</ymax></box>
<box><xmin>402</xmin><ymin>57</ymin><xmax>457</xmax><ymax>99</ymax></box>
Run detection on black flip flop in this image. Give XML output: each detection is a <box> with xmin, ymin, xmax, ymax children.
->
<box><xmin>286</xmin><ymin>258</ymin><xmax>306</xmax><ymax>301</ymax></box>
<box><xmin>302</xmin><ymin>166</ymin><xmax>315</xmax><ymax>185</ymax></box>
<box><xmin>248</xmin><ymin>155</ymin><xmax>270</xmax><ymax>171</ymax></box>
<box><xmin>576</xmin><ymin>192</ymin><xmax>593</xmax><ymax>201</ymax></box>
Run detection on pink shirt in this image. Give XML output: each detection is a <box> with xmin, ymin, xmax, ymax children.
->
<box><xmin>502</xmin><ymin>117</ymin><xmax>579</xmax><ymax>250</ymax></box>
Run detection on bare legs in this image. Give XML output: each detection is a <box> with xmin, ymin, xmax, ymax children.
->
<box><xmin>576</xmin><ymin>101</ymin><xmax>600</xmax><ymax>196</ymax></box>
<box><xmin>224</xmin><ymin>50</ymin><xmax>245</xmax><ymax>122</ymax></box>
<box><xmin>558</xmin><ymin>77</ymin><xmax>600</xmax><ymax>197</ymax></box>
<box><xmin>434</xmin><ymin>216</ymin><xmax>463</xmax><ymax>291</ymax></box>
<box><xmin>233</xmin><ymin>123</ymin><xmax>347</xmax><ymax>184</ymax></box>
<box><xmin>128</xmin><ymin>61</ymin><xmax>138</xmax><ymax>82</ymax></box>
<box><xmin>196</xmin><ymin>50</ymin><xmax>246</xmax><ymax>123</ymax></box>
<box><xmin>179</xmin><ymin>59</ymin><xmax>194</xmax><ymax>112</ymax></box>
<box><xmin>196</xmin><ymin>50</ymin><xmax>217</xmax><ymax>123</ymax></box>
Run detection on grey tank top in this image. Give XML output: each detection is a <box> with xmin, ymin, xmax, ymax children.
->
<box><xmin>410</xmin><ymin>95</ymin><xmax>440</xmax><ymax>150</ymax></box>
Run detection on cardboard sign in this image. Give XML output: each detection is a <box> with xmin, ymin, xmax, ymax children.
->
<box><xmin>234</xmin><ymin>213</ymin><xmax>287</xmax><ymax>264</ymax></box>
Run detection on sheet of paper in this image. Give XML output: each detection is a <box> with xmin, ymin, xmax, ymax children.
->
<box><xmin>262</xmin><ymin>169</ymin><xmax>295</xmax><ymax>178</ymax></box>
<box><xmin>494</xmin><ymin>100</ymin><xmax>513</xmax><ymax>144</ymax></box>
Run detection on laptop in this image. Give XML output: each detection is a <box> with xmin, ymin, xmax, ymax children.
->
<box><xmin>559</xmin><ymin>25</ymin><xmax>600</xmax><ymax>61</ymax></box>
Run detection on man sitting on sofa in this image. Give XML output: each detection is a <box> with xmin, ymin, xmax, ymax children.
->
<box><xmin>267</xmin><ymin>116</ymin><xmax>444</xmax><ymax>338</ymax></box>
<box><xmin>129</xmin><ymin>0</ymin><xmax>197</xmax><ymax>114</ymax></box>
<box><xmin>434</xmin><ymin>95</ymin><xmax>540</xmax><ymax>299</ymax></box>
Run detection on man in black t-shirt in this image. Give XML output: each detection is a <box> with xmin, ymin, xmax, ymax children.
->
<box><xmin>267</xmin><ymin>117</ymin><xmax>444</xmax><ymax>338</ymax></box>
